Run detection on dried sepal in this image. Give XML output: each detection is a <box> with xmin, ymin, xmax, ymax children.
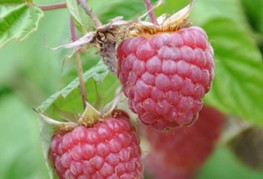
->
<box><xmin>94</xmin><ymin>18</ymin><xmax>132</xmax><ymax>73</ymax></box>
<box><xmin>52</xmin><ymin>32</ymin><xmax>95</xmax><ymax>51</ymax></box>
<box><xmin>130</xmin><ymin>0</ymin><xmax>195</xmax><ymax>36</ymax></box>
<box><xmin>100</xmin><ymin>87</ymin><xmax>123</xmax><ymax>118</ymax></box>
<box><xmin>156</xmin><ymin>14</ymin><xmax>167</xmax><ymax>25</ymax></box>
<box><xmin>36</xmin><ymin>98</ymin><xmax>121</xmax><ymax>128</ymax></box>
<box><xmin>162</xmin><ymin>0</ymin><xmax>195</xmax><ymax>28</ymax></box>
<box><xmin>78</xmin><ymin>102</ymin><xmax>102</xmax><ymax>126</ymax></box>
<box><xmin>52</xmin><ymin>17</ymin><xmax>137</xmax><ymax>72</ymax></box>
<box><xmin>35</xmin><ymin>110</ymin><xmax>78</xmax><ymax>131</ymax></box>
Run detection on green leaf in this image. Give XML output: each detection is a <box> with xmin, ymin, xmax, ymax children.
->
<box><xmin>198</xmin><ymin>147</ymin><xmax>263</xmax><ymax>179</ymax></box>
<box><xmin>0</xmin><ymin>0</ymin><xmax>29</xmax><ymax>3</ymax></box>
<box><xmin>240</xmin><ymin>0</ymin><xmax>263</xmax><ymax>54</ymax></box>
<box><xmin>190</xmin><ymin>0</ymin><xmax>248</xmax><ymax>30</ymax></box>
<box><xmin>90</xmin><ymin>0</ymin><xmax>145</xmax><ymax>23</ymax></box>
<box><xmin>0</xmin><ymin>94</ymin><xmax>48</xmax><ymax>179</ymax></box>
<box><xmin>0</xmin><ymin>4</ymin><xmax>44</xmax><ymax>47</ymax></box>
<box><xmin>203</xmin><ymin>18</ymin><xmax>263</xmax><ymax>126</ymax></box>
<box><xmin>155</xmin><ymin>0</ymin><xmax>189</xmax><ymax>16</ymax></box>
<box><xmin>36</xmin><ymin>62</ymin><xmax>119</xmax><ymax>178</ymax></box>
<box><xmin>0</xmin><ymin>6</ymin><xmax>70</xmax><ymax>99</ymax></box>
<box><xmin>241</xmin><ymin>0</ymin><xmax>263</xmax><ymax>34</ymax></box>
<box><xmin>37</xmin><ymin>61</ymin><xmax>119</xmax><ymax>119</ymax></box>
<box><xmin>66</xmin><ymin>0</ymin><xmax>86</xmax><ymax>32</ymax></box>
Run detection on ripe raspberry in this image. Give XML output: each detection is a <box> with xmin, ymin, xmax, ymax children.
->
<box><xmin>141</xmin><ymin>106</ymin><xmax>226</xmax><ymax>171</ymax></box>
<box><xmin>144</xmin><ymin>153</ymin><xmax>195</xmax><ymax>179</ymax></box>
<box><xmin>49</xmin><ymin>110</ymin><xmax>142</xmax><ymax>179</ymax></box>
<box><xmin>117</xmin><ymin>26</ymin><xmax>214</xmax><ymax>130</ymax></box>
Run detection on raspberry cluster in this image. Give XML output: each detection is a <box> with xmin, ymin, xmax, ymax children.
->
<box><xmin>46</xmin><ymin>3</ymin><xmax>217</xmax><ymax>178</ymax></box>
<box><xmin>48</xmin><ymin>25</ymin><xmax>215</xmax><ymax>179</ymax></box>
<box><xmin>117</xmin><ymin>26</ymin><xmax>214</xmax><ymax>130</ymax></box>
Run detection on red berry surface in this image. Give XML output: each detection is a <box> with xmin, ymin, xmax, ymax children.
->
<box><xmin>117</xmin><ymin>26</ymin><xmax>214</xmax><ymax>130</ymax></box>
<box><xmin>144</xmin><ymin>153</ymin><xmax>195</xmax><ymax>179</ymax></box>
<box><xmin>49</xmin><ymin>110</ymin><xmax>142</xmax><ymax>179</ymax></box>
<box><xmin>141</xmin><ymin>106</ymin><xmax>226</xmax><ymax>171</ymax></box>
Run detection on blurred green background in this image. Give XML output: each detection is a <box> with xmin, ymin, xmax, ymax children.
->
<box><xmin>0</xmin><ymin>0</ymin><xmax>263</xmax><ymax>178</ymax></box>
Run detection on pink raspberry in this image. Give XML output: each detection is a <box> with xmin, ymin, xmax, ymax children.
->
<box><xmin>141</xmin><ymin>106</ymin><xmax>226</xmax><ymax>171</ymax></box>
<box><xmin>117</xmin><ymin>26</ymin><xmax>214</xmax><ymax>130</ymax></box>
<box><xmin>49</xmin><ymin>110</ymin><xmax>142</xmax><ymax>179</ymax></box>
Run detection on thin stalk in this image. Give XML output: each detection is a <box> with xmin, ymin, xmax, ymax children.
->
<box><xmin>78</xmin><ymin>0</ymin><xmax>102</xmax><ymax>27</ymax></box>
<box><xmin>70</xmin><ymin>18</ymin><xmax>87</xmax><ymax>109</ymax></box>
<box><xmin>143</xmin><ymin>0</ymin><xmax>158</xmax><ymax>24</ymax></box>
<box><xmin>38</xmin><ymin>2</ymin><xmax>67</xmax><ymax>11</ymax></box>
<box><xmin>75</xmin><ymin>52</ymin><xmax>87</xmax><ymax>109</ymax></box>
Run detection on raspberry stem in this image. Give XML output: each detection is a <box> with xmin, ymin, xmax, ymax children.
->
<box><xmin>70</xmin><ymin>17</ymin><xmax>87</xmax><ymax>110</ymax></box>
<box><xmin>78</xmin><ymin>0</ymin><xmax>102</xmax><ymax>27</ymax></box>
<box><xmin>37</xmin><ymin>2</ymin><xmax>67</xmax><ymax>11</ymax></box>
<box><xmin>70</xmin><ymin>17</ymin><xmax>78</xmax><ymax>42</ymax></box>
<box><xmin>143</xmin><ymin>0</ymin><xmax>158</xmax><ymax>24</ymax></box>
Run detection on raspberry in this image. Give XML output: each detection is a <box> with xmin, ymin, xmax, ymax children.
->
<box><xmin>49</xmin><ymin>110</ymin><xmax>142</xmax><ymax>179</ymax></box>
<box><xmin>144</xmin><ymin>153</ymin><xmax>195</xmax><ymax>179</ymax></box>
<box><xmin>117</xmin><ymin>26</ymin><xmax>214</xmax><ymax>130</ymax></box>
<box><xmin>141</xmin><ymin>106</ymin><xmax>226</xmax><ymax>171</ymax></box>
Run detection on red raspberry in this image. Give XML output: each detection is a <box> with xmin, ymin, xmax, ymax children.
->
<box><xmin>141</xmin><ymin>106</ymin><xmax>226</xmax><ymax>171</ymax></box>
<box><xmin>49</xmin><ymin>110</ymin><xmax>142</xmax><ymax>179</ymax></box>
<box><xmin>144</xmin><ymin>153</ymin><xmax>195</xmax><ymax>179</ymax></box>
<box><xmin>117</xmin><ymin>26</ymin><xmax>214</xmax><ymax>130</ymax></box>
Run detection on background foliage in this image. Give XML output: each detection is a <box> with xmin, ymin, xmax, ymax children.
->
<box><xmin>0</xmin><ymin>0</ymin><xmax>263</xmax><ymax>178</ymax></box>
